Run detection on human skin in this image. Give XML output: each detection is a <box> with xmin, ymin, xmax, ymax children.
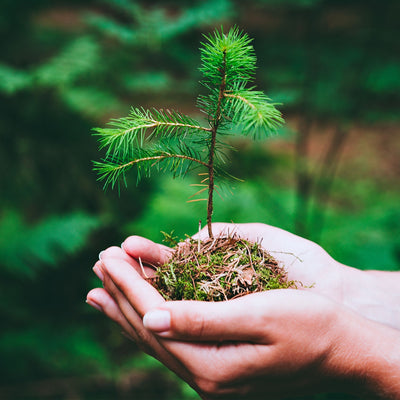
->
<box><xmin>87</xmin><ymin>223</ymin><xmax>400</xmax><ymax>399</ymax></box>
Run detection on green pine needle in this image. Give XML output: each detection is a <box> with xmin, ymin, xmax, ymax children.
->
<box><xmin>92</xmin><ymin>27</ymin><xmax>285</xmax><ymax>227</ymax></box>
<box><xmin>200</xmin><ymin>26</ymin><xmax>256</xmax><ymax>88</ymax></box>
<box><xmin>93</xmin><ymin>136</ymin><xmax>209</xmax><ymax>190</ymax></box>
<box><xmin>224</xmin><ymin>86</ymin><xmax>285</xmax><ymax>137</ymax></box>
<box><xmin>93</xmin><ymin>107</ymin><xmax>210</xmax><ymax>159</ymax></box>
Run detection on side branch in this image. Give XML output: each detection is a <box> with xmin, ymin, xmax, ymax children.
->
<box><xmin>224</xmin><ymin>92</ymin><xmax>257</xmax><ymax>110</ymax></box>
<box><xmin>108</xmin><ymin>121</ymin><xmax>212</xmax><ymax>139</ymax></box>
<box><xmin>112</xmin><ymin>153</ymin><xmax>210</xmax><ymax>171</ymax></box>
<box><xmin>152</xmin><ymin>120</ymin><xmax>212</xmax><ymax>133</ymax></box>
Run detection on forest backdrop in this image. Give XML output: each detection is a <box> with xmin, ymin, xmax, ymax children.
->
<box><xmin>0</xmin><ymin>0</ymin><xmax>399</xmax><ymax>399</ymax></box>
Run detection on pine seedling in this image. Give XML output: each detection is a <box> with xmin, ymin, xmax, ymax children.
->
<box><xmin>93</xmin><ymin>27</ymin><xmax>284</xmax><ymax>239</ymax></box>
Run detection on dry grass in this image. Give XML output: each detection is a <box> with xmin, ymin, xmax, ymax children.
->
<box><xmin>149</xmin><ymin>235</ymin><xmax>298</xmax><ymax>301</ymax></box>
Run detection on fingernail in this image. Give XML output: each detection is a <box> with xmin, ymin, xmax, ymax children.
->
<box><xmin>121</xmin><ymin>242</ymin><xmax>125</xmax><ymax>250</ymax></box>
<box><xmin>93</xmin><ymin>265</ymin><xmax>104</xmax><ymax>282</ymax></box>
<box><xmin>98</xmin><ymin>251</ymin><xmax>104</xmax><ymax>260</ymax></box>
<box><xmin>143</xmin><ymin>309</ymin><xmax>171</xmax><ymax>332</ymax></box>
<box><xmin>86</xmin><ymin>298</ymin><xmax>103</xmax><ymax>312</ymax></box>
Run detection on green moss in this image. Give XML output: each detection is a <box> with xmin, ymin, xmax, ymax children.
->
<box><xmin>150</xmin><ymin>236</ymin><xmax>298</xmax><ymax>301</ymax></box>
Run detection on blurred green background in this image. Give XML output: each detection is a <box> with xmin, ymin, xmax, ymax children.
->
<box><xmin>0</xmin><ymin>0</ymin><xmax>398</xmax><ymax>399</ymax></box>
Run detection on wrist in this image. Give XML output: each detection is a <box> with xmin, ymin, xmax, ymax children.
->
<box><xmin>340</xmin><ymin>266</ymin><xmax>400</xmax><ymax>330</ymax></box>
<box><xmin>351</xmin><ymin>319</ymin><xmax>400</xmax><ymax>399</ymax></box>
<box><xmin>326</xmin><ymin>309</ymin><xmax>400</xmax><ymax>399</ymax></box>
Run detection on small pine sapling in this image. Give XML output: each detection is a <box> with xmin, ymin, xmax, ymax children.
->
<box><xmin>93</xmin><ymin>27</ymin><xmax>298</xmax><ymax>300</ymax></box>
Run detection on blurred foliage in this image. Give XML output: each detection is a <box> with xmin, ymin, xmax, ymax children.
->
<box><xmin>0</xmin><ymin>0</ymin><xmax>398</xmax><ymax>399</ymax></box>
<box><xmin>0</xmin><ymin>210</ymin><xmax>101</xmax><ymax>276</ymax></box>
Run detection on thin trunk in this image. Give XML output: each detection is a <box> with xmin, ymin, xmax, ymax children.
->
<box><xmin>207</xmin><ymin>49</ymin><xmax>227</xmax><ymax>238</ymax></box>
<box><xmin>207</xmin><ymin>127</ymin><xmax>217</xmax><ymax>238</ymax></box>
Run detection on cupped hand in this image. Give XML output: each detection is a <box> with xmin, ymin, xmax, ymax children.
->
<box><xmin>87</xmin><ymin>223</ymin><xmax>400</xmax><ymax>398</ymax></box>
<box><xmin>148</xmin><ymin>222</ymin><xmax>398</xmax><ymax>328</ymax></box>
<box><xmin>193</xmin><ymin>223</ymin><xmax>346</xmax><ymax>297</ymax></box>
<box><xmin>87</xmin><ymin>246</ymin><xmax>391</xmax><ymax>399</ymax></box>
<box><xmin>117</xmin><ymin>222</ymin><xmax>360</xmax><ymax>307</ymax></box>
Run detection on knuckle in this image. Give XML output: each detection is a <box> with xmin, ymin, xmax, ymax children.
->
<box><xmin>187</xmin><ymin>311</ymin><xmax>207</xmax><ymax>337</ymax></box>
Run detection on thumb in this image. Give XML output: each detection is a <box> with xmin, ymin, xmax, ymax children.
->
<box><xmin>143</xmin><ymin>292</ymin><xmax>274</xmax><ymax>342</ymax></box>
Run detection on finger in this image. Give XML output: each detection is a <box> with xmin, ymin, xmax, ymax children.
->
<box><xmin>122</xmin><ymin>236</ymin><xmax>172</xmax><ymax>266</ymax></box>
<box><xmin>99</xmin><ymin>259</ymin><xmax>284</xmax><ymax>391</ymax></box>
<box><xmin>143</xmin><ymin>291</ymin><xmax>289</xmax><ymax>342</ymax></box>
<box><xmin>101</xmin><ymin>257</ymin><xmax>165</xmax><ymax>317</ymax></box>
<box><xmin>100</xmin><ymin>270</ymin><xmax>164</xmax><ymax>357</ymax></box>
<box><xmin>147</xmin><ymin>289</ymin><xmax>335</xmax><ymax>343</ymax></box>
<box><xmin>86</xmin><ymin>288</ymin><xmax>141</xmax><ymax>343</ymax></box>
<box><xmin>99</xmin><ymin>268</ymin><xmax>195</xmax><ymax>384</ymax></box>
<box><xmin>156</xmin><ymin>338</ymin><xmax>269</xmax><ymax>387</ymax></box>
<box><xmin>100</xmin><ymin>245</ymin><xmax>134</xmax><ymax>264</ymax></box>
<box><xmin>100</xmin><ymin>246</ymin><xmax>156</xmax><ymax>278</ymax></box>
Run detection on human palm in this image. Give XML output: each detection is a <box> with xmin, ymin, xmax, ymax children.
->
<box><xmin>87</xmin><ymin>222</ymin><xmax>400</xmax><ymax>399</ymax></box>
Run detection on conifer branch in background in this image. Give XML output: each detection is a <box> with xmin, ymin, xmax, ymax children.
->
<box><xmin>93</xmin><ymin>27</ymin><xmax>284</xmax><ymax>238</ymax></box>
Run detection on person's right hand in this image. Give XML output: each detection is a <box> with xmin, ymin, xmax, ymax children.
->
<box><xmin>187</xmin><ymin>223</ymin><xmax>400</xmax><ymax>329</ymax></box>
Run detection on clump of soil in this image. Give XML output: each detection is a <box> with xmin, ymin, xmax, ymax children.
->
<box><xmin>149</xmin><ymin>235</ymin><xmax>298</xmax><ymax>301</ymax></box>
